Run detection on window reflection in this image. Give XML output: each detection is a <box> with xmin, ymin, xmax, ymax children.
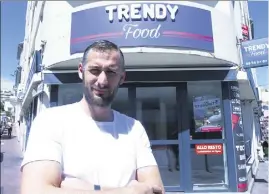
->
<box><xmin>136</xmin><ymin>87</ymin><xmax>180</xmax><ymax>186</ymax></box>
<box><xmin>58</xmin><ymin>83</ymin><xmax>83</xmax><ymax>106</ymax></box>
<box><xmin>191</xmin><ymin>144</ymin><xmax>228</xmax><ymax>189</ymax></box>
<box><xmin>136</xmin><ymin>87</ymin><xmax>177</xmax><ymax>140</ymax></box>
<box><xmin>152</xmin><ymin>144</ymin><xmax>180</xmax><ymax>186</ymax></box>
<box><xmin>111</xmin><ymin>88</ymin><xmax>131</xmax><ymax>117</ymax></box>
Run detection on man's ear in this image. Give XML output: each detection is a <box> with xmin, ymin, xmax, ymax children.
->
<box><xmin>78</xmin><ymin>63</ymin><xmax>83</xmax><ymax>80</ymax></box>
<box><xmin>119</xmin><ymin>72</ymin><xmax>126</xmax><ymax>85</ymax></box>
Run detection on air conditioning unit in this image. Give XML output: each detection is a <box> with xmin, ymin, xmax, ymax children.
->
<box><xmin>17</xmin><ymin>84</ymin><xmax>25</xmax><ymax>101</ymax></box>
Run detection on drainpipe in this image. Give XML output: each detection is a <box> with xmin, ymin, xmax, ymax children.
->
<box><xmin>0</xmin><ymin>149</ymin><xmax>3</xmax><ymax>163</ymax></box>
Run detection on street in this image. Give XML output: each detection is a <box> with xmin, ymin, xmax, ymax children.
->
<box><xmin>0</xmin><ymin>133</ymin><xmax>268</xmax><ymax>194</ymax></box>
<box><xmin>1</xmin><ymin>133</ymin><xmax>23</xmax><ymax>194</ymax></box>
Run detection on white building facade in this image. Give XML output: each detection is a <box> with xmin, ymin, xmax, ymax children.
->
<box><xmin>14</xmin><ymin>1</ymin><xmax>263</xmax><ymax>193</ymax></box>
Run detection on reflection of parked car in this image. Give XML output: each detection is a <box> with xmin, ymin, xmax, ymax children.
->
<box><xmin>197</xmin><ymin>125</ymin><xmax>222</xmax><ymax>132</ymax></box>
<box><xmin>0</xmin><ymin>116</ymin><xmax>13</xmax><ymax>137</ymax></box>
<box><xmin>205</xmin><ymin>110</ymin><xmax>221</xmax><ymax>125</ymax></box>
<box><xmin>196</xmin><ymin>110</ymin><xmax>223</xmax><ymax>132</ymax></box>
<box><xmin>0</xmin><ymin>116</ymin><xmax>7</xmax><ymax>135</ymax></box>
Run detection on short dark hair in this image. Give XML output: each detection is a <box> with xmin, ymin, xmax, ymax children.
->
<box><xmin>81</xmin><ymin>40</ymin><xmax>125</xmax><ymax>70</ymax></box>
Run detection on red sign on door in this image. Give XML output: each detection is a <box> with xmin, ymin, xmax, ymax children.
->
<box><xmin>195</xmin><ymin>144</ymin><xmax>223</xmax><ymax>155</ymax></box>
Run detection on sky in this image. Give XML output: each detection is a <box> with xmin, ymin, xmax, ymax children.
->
<box><xmin>248</xmin><ymin>1</ymin><xmax>269</xmax><ymax>88</ymax></box>
<box><xmin>0</xmin><ymin>1</ymin><xmax>268</xmax><ymax>91</ymax></box>
<box><xmin>1</xmin><ymin>1</ymin><xmax>27</xmax><ymax>90</ymax></box>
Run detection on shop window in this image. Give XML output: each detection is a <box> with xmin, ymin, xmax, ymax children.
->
<box><xmin>58</xmin><ymin>83</ymin><xmax>83</xmax><ymax>106</ymax></box>
<box><xmin>190</xmin><ymin>144</ymin><xmax>228</xmax><ymax>190</ymax></box>
<box><xmin>136</xmin><ymin>87</ymin><xmax>178</xmax><ymax>140</ymax></box>
<box><xmin>32</xmin><ymin>96</ymin><xmax>38</xmax><ymax>120</ymax></box>
<box><xmin>50</xmin><ymin>85</ymin><xmax>58</xmax><ymax>107</ymax></box>
<box><xmin>111</xmin><ymin>88</ymin><xmax>131</xmax><ymax>117</ymax></box>
<box><xmin>187</xmin><ymin>82</ymin><xmax>225</xmax><ymax>140</ymax></box>
<box><xmin>136</xmin><ymin>87</ymin><xmax>180</xmax><ymax>187</ymax></box>
<box><xmin>151</xmin><ymin>144</ymin><xmax>180</xmax><ymax>187</ymax></box>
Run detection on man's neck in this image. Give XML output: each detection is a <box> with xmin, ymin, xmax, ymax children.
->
<box><xmin>79</xmin><ymin>98</ymin><xmax>114</xmax><ymax>122</ymax></box>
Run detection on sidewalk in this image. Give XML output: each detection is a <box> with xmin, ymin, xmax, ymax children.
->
<box><xmin>1</xmin><ymin>133</ymin><xmax>23</xmax><ymax>194</ymax></box>
<box><xmin>190</xmin><ymin>161</ymin><xmax>268</xmax><ymax>194</ymax></box>
<box><xmin>251</xmin><ymin>160</ymin><xmax>268</xmax><ymax>194</ymax></box>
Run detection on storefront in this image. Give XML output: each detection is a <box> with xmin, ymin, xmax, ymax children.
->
<box><xmin>42</xmin><ymin>70</ymin><xmax>248</xmax><ymax>193</ymax></box>
<box><xmin>37</xmin><ymin>1</ymin><xmax>252</xmax><ymax>193</ymax></box>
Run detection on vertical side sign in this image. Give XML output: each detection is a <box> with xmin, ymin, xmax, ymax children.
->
<box><xmin>230</xmin><ymin>82</ymin><xmax>248</xmax><ymax>192</ymax></box>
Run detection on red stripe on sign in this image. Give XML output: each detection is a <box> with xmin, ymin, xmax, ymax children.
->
<box><xmin>71</xmin><ymin>32</ymin><xmax>124</xmax><ymax>43</ymax></box>
<box><xmin>162</xmin><ymin>31</ymin><xmax>213</xmax><ymax>42</ymax></box>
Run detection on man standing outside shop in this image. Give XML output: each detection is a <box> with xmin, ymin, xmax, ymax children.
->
<box><xmin>20</xmin><ymin>40</ymin><xmax>164</xmax><ymax>194</ymax></box>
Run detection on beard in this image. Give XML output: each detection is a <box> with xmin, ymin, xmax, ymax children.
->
<box><xmin>82</xmin><ymin>75</ymin><xmax>119</xmax><ymax>108</ymax></box>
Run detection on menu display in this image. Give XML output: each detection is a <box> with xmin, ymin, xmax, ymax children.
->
<box><xmin>230</xmin><ymin>83</ymin><xmax>247</xmax><ymax>192</ymax></box>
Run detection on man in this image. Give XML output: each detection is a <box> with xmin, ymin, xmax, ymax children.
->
<box><xmin>21</xmin><ymin>40</ymin><xmax>164</xmax><ymax>194</ymax></box>
<box><xmin>6</xmin><ymin>117</ymin><xmax>13</xmax><ymax>138</ymax></box>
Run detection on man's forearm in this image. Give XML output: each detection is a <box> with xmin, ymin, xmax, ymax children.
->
<box><xmin>39</xmin><ymin>185</ymin><xmax>131</xmax><ymax>194</ymax></box>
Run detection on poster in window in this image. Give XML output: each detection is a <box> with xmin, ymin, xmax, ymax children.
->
<box><xmin>193</xmin><ymin>95</ymin><xmax>223</xmax><ymax>133</ymax></box>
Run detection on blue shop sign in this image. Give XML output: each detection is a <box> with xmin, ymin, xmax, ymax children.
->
<box><xmin>70</xmin><ymin>3</ymin><xmax>214</xmax><ymax>54</ymax></box>
<box><xmin>241</xmin><ymin>38</ymin><xmax>268</xmax><ymax>69</ymax></box>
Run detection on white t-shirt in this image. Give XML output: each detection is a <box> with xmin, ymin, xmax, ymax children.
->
<box><xmin>21</xmin><ymin>103</ymin><xmax>157</xmax><ymax>188</ymax></box>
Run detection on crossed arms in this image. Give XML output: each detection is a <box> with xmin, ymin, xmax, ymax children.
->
<box><xmin>21</xmin><ymin>161</ymin><xmax>164</xmax><ymax>194</ymax></box>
